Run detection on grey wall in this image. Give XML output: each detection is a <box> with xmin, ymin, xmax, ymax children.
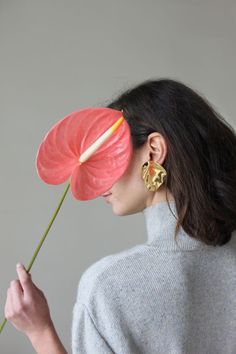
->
<box><xmin>0</xmin><ymin>0</ymin><xmax>235</xmax><ymax>352</ymax></box>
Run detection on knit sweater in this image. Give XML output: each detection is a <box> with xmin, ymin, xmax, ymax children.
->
<box><xmin>71</xmin><ymin>200</ymin><xmax>236</xmax><ymax>354</ymax></box>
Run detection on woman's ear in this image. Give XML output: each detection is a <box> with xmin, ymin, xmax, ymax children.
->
<box><xmin>147</xmin><ymin>132</ymin><xmax>167</xmax><ymax>164</ymax></box>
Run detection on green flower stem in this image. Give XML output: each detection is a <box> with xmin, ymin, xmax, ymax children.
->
<box><xmin>0</xmin><ymin>180</ymin><xmax>71</xmax><ymax>334</ymax></box>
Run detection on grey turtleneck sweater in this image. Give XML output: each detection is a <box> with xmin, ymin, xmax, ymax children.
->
<box><xmin>71</xmin><ymin>200</ymin><xmax>236</xmax><ymax>353</ymax></box>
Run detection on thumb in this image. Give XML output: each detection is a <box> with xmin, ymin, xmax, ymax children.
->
<box><xmin>16</xmin><ymin>263</ymin><xmax>33</xmax><ymax>295</ymax></box>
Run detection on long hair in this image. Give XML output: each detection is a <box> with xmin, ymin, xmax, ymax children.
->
<box><xmin>105</xmin><ymin>78</ymin><xmax>236</xmax><ymax>246</ymax></box>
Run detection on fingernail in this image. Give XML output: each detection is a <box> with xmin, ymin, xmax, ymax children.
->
<box><xmin>16</xmin><ymin>263</ymin><xmax>23</xmax><ymax>268</ymax></box>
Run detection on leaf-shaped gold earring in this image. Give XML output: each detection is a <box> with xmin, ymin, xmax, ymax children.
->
<box><xmin>141</xmin><ymin>159</ymin><xmax>167</xmax><ymax>191</ymax></box>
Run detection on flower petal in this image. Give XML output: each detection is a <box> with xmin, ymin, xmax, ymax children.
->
<box><xmin>36</xmin><ymin>107</ymin><xmax>132</xmax><ymax>200</ymax></box>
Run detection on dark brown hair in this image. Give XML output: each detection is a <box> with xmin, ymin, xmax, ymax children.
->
<box><xmin>104</xmin><ymin>78</ymin><xmax>236</xmax><ymax>246</ymax></box>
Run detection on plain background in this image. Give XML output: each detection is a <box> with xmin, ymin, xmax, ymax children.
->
<box><xmin>0</xmin><ymin>1</ymin><xmax>235</xmax><ymax>352</ymax></box>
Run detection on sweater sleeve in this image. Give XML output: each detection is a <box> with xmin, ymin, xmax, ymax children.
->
<box><xmin>71</xmin><ymin>300</ymin><xmax>115</xmax><ymax>354</ymax></box>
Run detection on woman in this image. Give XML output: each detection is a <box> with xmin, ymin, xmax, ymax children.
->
<box><xmin>4</xmin><ymin>78</ymin><xmax>236</xmax><ymax>353</ymax></box>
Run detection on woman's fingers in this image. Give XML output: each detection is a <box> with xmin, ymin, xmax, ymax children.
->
<box><xmin>10</xmin><ymin>279</ymin><xmax>24</xmax><ymax>312</ymax></box>
<box><xmin>16</xmin><ymin>264</ymin><xmax>34</xmax><ymax>302</ymax></box>
<box><xmin>4</xmin><ymin>263</ymin><xmax>53</xmax><ymax>336</ymax></box>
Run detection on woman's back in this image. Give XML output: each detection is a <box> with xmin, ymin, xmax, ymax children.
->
<box><xmin>72</xmin><ymin>201</ymin><xmax>236</xmax><ymax>354</ymax></box>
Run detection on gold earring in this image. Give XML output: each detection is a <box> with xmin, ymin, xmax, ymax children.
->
<box><xmin>141</xmin><ymin>159</ymin><xmax>167</xmax><ymax>191</ymax></box>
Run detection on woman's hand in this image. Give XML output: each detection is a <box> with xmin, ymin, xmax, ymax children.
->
<box><xmin>4</xmin><ymin>263</ymin><xmax>53</xmax><ymax>339</ymax></box>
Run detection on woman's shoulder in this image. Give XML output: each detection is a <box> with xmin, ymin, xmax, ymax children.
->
<box><xmin>75</xmin><ymin>243</ymin><xmax>147</xmax><ymax>305</ymax></box>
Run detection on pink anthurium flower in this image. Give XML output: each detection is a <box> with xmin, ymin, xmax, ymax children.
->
<box><xmin>36</xmin><ymin>107</ymin><xmax>133</xmax><ymax>200</ymax></box>
<box><xmin>0</xmin><ymin>107</ymin><xmax>132</xmax><ymax>334</ymax></box>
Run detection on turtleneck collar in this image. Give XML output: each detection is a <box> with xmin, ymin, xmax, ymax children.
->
<box><xmin>142</xmin><ymin>200</ymin><xmax>208</xmax><ymax>251</ymax></box>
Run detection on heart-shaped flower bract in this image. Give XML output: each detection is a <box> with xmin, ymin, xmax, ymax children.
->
<box><xmin>36</xmin><ymin>107</ymin><xmax>133</xmax><ymax>200</ymax></box>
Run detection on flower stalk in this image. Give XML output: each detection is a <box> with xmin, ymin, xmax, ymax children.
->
<box><xmin>0</xmin><ymin>180</ymin><xmax>70</xmax><ymax>334</ymax></box>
